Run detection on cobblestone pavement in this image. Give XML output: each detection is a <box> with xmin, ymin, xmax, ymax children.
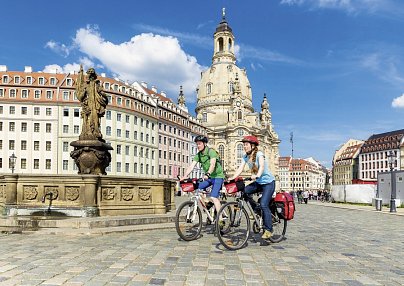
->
<box><xmin>0</xmin><ymin>203</ymin><xmax>403</xmax><ymax>286</ymax></box>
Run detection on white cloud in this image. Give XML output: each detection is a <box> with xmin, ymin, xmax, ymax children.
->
<box><xmin>280</xmin><ymin>0</ymin><xmax>403</xmax><ymax>16</ymax></box>
<box><xmin>72</xmin><ymin>25</ymin><xmax>204</xmax><ymax>102</ymax></box>
<box><xmin>392</xmin><ymin>93</ymin><xmax>404</xmax><ymax>108</ymax></box>
<box><xmin>42</xmin><ymin>57</ymin><xmax>98</xmax><ymax>74</ymax></box>
<box><xmin>45</xmin><ymin>40</ymin><xmax>72</xmax><ymax>57</ymax></box>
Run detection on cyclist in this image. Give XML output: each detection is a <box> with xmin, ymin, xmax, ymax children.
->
<box><xmin>180</xmin><ymin>135</ymin><xmax>226</xmax><ymax>225</ymax></box>
<box><xmin>228</xmin><ymin>135</ymin><xmax>275</xmax><ymax>240</ymax></box>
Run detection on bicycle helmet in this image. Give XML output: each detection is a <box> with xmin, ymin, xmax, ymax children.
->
<box><xmin>194</xmin><ymin>135</ymin><xmax>208</xmax><ymax>143</ymax></box>
<box><xmin>241</xmin><ymin>135</ymin><xmax>259</xmax><ymax>146</ymax></box>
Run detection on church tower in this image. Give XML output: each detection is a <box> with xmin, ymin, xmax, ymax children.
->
<box><xmin>196</xmin><ymin>9</ymin><xmax>280</xmax><ymax>177</ymax></box>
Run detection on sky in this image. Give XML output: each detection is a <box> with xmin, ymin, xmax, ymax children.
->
<box><xmin>1</xmin><ymin>0</ymin><xmax>404</xmax><ymax>168</ymax></box>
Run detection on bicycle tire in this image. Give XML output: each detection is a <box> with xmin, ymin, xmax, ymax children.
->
<box><xmin>175</xmin><ymin>200</ymin><xmax>202</xmax><ymax>241</ymax></box>
<box><xmin>216</xmin><ymin>201</ymin><xmax>250</xmax><ymax>250</ymax></box>
<box><xmin>268</xmin><ymin>210</ymin><xmax>287</xmax><ymax>243</ymax></box>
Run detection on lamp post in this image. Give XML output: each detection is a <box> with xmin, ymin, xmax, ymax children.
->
<box><xmin>290</xmin><ymin>132</ymin><xmax>294</xmax><ymax>193</ymax></box>
<box><xmin>387</xmin><ymin>150</ymin><xmax>397</xmax><ymax>213</ymax></box>
<box><xmin>9</xmin><ymin>152</ymin><xmax>17</xmax><ymax>174</ymax></box>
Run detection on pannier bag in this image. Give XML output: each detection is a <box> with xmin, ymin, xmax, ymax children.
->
<box><xmin>224</xmin><ymin>177</ymin><xmax>245</xmax><ymax>195</ymax></box>
<box><xmin>180</xmin><ymin>179</ymin><xmax>197</xmax><ymax>193</ymax></box>
<box><xmin>274</xmin><ymin>192</ymin><xmax>295</xmax><ymax>220</ymax></box>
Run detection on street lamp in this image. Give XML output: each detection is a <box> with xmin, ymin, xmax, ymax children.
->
<box><xmin>9</xmin><ymin>152</ymin><xmax>17</xmax><ymax>174</ymax></box>
<box><xmin>387</xmin><ymin>150</ymin><xmax>397</xmax><ymax>213</ymax></box>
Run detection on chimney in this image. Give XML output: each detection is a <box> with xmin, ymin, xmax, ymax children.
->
<box><xmin>141</xmin><ymin>81</ymin><xmax>147</xmax><ymax>88</ymax></box>
<box><xmin>151</xmin><ymin>86</ymin><xmax>157</xmax><ymax>93</ymax></box>
<box><xmin>101</xmin><ymin>73</ymin><xmax>106</xmax><ymax>78</ymax></box>
<box><xmin>24</xmin><ymin>66</ymin><xmax>32</xmax><ymax>73</ymax></box>
<box><xmin>0</xmin><ymin>65</ymin><xmax>8</xmax><ymax>72</ymax></box>
<box><xmin>160</xmin><ymin>91</ymin><xmax>166</xmax><ymax>97</ymax></box>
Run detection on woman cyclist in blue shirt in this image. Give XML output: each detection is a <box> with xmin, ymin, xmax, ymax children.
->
<box><xmin>228</xmin><ymin>135</ymin><xmax>275</xmax><ymax>239</ymax></box>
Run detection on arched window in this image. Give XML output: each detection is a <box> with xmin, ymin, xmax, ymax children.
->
<box><xmin>218</xmin><ymin>37</ymin><xmax>224</xmax><ymax>52</ymax></box>
<box><xmin>237</xmin><ymin>143</ymin><xmax>244</xmax><ymax>166</ymax></box>
<box><xmin>238</xmin><ymin>110</ymin><xmax>242</xmax><ymax>120</ymax></box>
<box><xmin>228</xmin><ymin>39</ymin><xmax>232</xmax><ymax>51</ymax></box>
<box><xmin>218</xmin><ymin>145</ymin><xmax>225</xmax><ymax>166</ymax></box>
<box><xmin>228</xmin><ymin>82</ymin><xmax>234</xmax><ymax>93</ymax></box>
<box><xmin>202</xmin><ymin>112</ymin><xmax>207</xmax><ymax>122</ymax></box>
<box><xmin>206</xmin><ymin>83</ymin><xmax>212</xmax><ymax>94</ymax></box>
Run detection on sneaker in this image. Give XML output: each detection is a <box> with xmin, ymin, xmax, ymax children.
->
<box><xmin>261</xmin><ymin>230</ymin><xmax>273</xmax><ymax>239</ymax></box>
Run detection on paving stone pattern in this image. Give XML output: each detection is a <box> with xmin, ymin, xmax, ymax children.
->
<box><xmin>0</xmin><ymin>204</ymin><xmax>403</xmax><ymax>285</ymax></box>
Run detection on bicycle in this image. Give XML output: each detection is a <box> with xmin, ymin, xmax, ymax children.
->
<box><xmin>175</xmin><ymin>177</ymin><xmax>230</xmax><ymax>241</ymax></box>
<box><xmin>215</xmin><ymin>178</ymin><xmax>288</xmax><ymax>250</ymax></box>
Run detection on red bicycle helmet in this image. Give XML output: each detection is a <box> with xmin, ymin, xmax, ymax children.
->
<box><xmin>241</xmin><ymin>135</ymin><xmax>259</xmax><ymax>146</ymax></box>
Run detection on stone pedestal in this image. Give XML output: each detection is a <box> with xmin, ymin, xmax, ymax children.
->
<box><xmin>70</xmin><ymin>140</ymin><xmax>113</xmax><ymax>175</ymax></box>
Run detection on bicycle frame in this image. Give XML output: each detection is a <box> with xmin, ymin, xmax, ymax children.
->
<box><xmin>186</xmin><ymin>189</ymin><xmax>216</xmax><ymax>223</ymax></box>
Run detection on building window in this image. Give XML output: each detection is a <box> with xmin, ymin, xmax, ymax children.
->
<box><xmin>125</xmin><ymin>163</ymin><xmax>130</xmax><ymax>173</ymax></box>
<box><xmin>63</xmin><ymin>160</ymin><xmax>68</xmax><ymax>170</ymax></box>
<box><xmin>46</xmin><ymin>108</ymin><xmax>52</xmax><ymax>116</ymax></box>
<box><xmin>66</xmin><ymin>78</ymin><xmax>73</xmax><ymax>86</ymax></box>
<box><xmin>46</xmin><ymin>141</ymin><xmax>51</xmax><ymax>151</ymax></box>
<box><xmin>106</xmin><ymin>111</ymin><xmax>111</xmax><ymax>120</ymax></box>
<box><xmin>63</xmin><ymin>108</ymin><xmax>69</xmax><ymax>116</ymax></box>
<box><xmin>126</xmin><ymin>115</ymin><xmax>130</xmax><ymax>123</ymax></box>
<box><xmin>9</xmin><ymin>106</ymin><xmax>15</xmax><ymax>114</ymax></box>
<box><xmin>125</xmin><ymin>145</ymin><xmax>130</xmax><ymax>155</ymax></box>
<box><xmin>34</xmin><ymin>141</ymin><xmax>39</xmax><ymax>151</ymax></box>
<box><xmin>206</xmin><ymin>83</ymin><xmax>212</xmax><ymax>94</ymax></box>
<box><xmin>38</xmin><ymin>77</ymin><xmax>45</xmax><ymax>85</ymax></box>
<box><xmin>134</xmin><ymin>163</ymin><xmax>138</xmax><ymax>173</ymax></box>
<box><xmin>50</xmin><ymin>78</ymin><xmax>56</xmax><ymax>85</ymax></box>
<box><xmin>21</xmin><ymin>159</ymin><xmax>26</xmax><ymax>169</ymax></box>
<box><xmin>117</xmin><ymin>113</ymin><xmax>121</xmax><ymax>121</ymax></box>
<box><xmin>63</xmin><ymin>91</ymin><xmax>69</xmax><ymax>100</ymax></box>
<box><xmin>26</xmin><ymin>76</ymin><xmax>32</xmax><ymax>84</ymax></box>
<box><xmin>46</xmin><ymin>159</ymin><xmax>51</xmax><ymax>169</ymax></box>
<box><xmin>63</xmin><ymin>125</ymin><xmax>69</xmax><ymax>133</ymax></box>
<box><xmin>34</xmin><ymin>90</ymin><xmax>41</xmax><ymax>99</ymax></box>
<box><xmin>74</xmin><ymin>125</ymin><xmax>79</xmax><ymax>134</ymax></box>
<box><xmin>74</xmin><ymin>109</ymin><xmax>80</xmax><ymax>117</ymax></box>
<box><xmin>116</xmin><ymin>145</ymin><xmax>121</xmax><ymax>154</ymax></box>
<box><xmin>34</xmin><ymin>123</ymin><xmax>40</xmax><ymax>132</ymax></box>
<box><xmin>8</xmin><ymin>140</ymin><xmax>15</xmax><ymax>150</ymax></box>
<box><xmin>126</xmin><ymin>130</ymin><xmax>130</xmax><ymax>138</ymax></box>
<box><xmin>116</xmin><ymin>162</ymin><xmax>121</xmax><ymax>172</ymax></box>
<box><xmin>34</xmin><ymin>107</ymin><xmax>40</xmax><ymax>115</ymax></box>
<box><xmin>21</xmin><ymin>89</ymin><xmax>28</xmax><ymax>98</ymax></box>
<box><xmin>106</xmin><ymin>126</ymin><xmax>111</xmax><ymax>136</ymax></box>
<box><xmin>117</xmin><ymin>129</ymin><xmax>121</xmax><ymax>137</ymax></box>
<box><xmin>34</xmin><ymin>159</ymin><xmax>39</xmax><ymax>169</ymax></box>
<box><xmin>9</xmin><ymin>122</ymin><xmax>15</xmax><ymax>132</ymax></box>
<box><xmin>21</xmin><ymin>140</ymin><xmax>27</xmax><ymax>150</ymax></box>
<box><xmin>9</xmin><ymin>89</ymin><xmax>16</xmax><ymax>98</ymax></box>
<box><xmin>46</xmin><ymin>90</ymin><xmax>53</xmax><ymax>99</ymax></box>
<box><xmin>202</xmin><ymin>113</ymin><xmax>207</xmax><ymax>122</ymax></box>
<box><xmin>46</xmin><ymin>123</ymin><xmax>51</xmax><ymax>133</ymax></box>
<box><xmin>63</xmin><ymin>142</ymin><xmax>69</xmax><ymax>152</ymax></box>
<box><xmin>134</xmin><ymin>146</ymin><xmax>137</xmax><ymax>156</ymax></box>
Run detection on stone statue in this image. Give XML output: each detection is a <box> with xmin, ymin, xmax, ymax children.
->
<box><xmin>76</xmin><ymin>66</ymin><xmax>109</xmax><ymax>140</ymax></box>
<box><xmin>70</xmin><ymin>67</ymin><xmax>112</xmax><ymax>175</ymax></box>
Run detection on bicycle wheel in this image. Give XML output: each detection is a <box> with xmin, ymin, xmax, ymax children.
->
<box><xmin>216</xmin><ymin>201</ymin><xmax>250</xmax><ymax>250</ymax></box>
<box><xmin>268</xmin><ymin>210</ymin><xmax>287</xmax><ymax>243</ymax></box>
<box><xmin>175</xmin><ymin>201</ymin><xmax>202</xmax><ymax>241</ymax></box>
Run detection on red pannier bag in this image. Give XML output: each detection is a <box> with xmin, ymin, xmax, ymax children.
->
<box><xmin>224</xmin><ymin>177</ymin><xmax>245</xmax><ymax>195</ymax></box>
<box><xmin>274</xmin><ymin>192</ymin><xmax>295</xmax><ymax>220</ymax></box>
<box><xmin>180</xmin><ymin>179</ymin><xmax>197</xmax><ymax>193</ymax></box>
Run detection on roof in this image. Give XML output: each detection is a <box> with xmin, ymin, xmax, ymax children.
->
<box><xmin>361</xmin><ymin>129</ymin><xmax>404</xmax><ymax>153</ymax></box>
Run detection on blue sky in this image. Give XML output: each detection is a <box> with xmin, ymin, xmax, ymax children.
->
<box><xmin>1</xmin><ymin>0</ymin><xmax>404</xmax><ymax>168</ymax></box>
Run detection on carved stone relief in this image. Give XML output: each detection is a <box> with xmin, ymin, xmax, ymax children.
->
<box><xmin>23</xmin><ymin>186</ymin><xmax>38</xmax><ymax>200</ymax></box>
<box><xmin>139</xmin><ymin>188</ymin><xmax>151</xmax><ymax>201</ymax></box>
<box><xmin>44</xmin><ymin>186</ymin><xmax>59</xmax><ymax>200</ymax></box>
<box><xmin>66</xmin><ymin>187</ymin><xmax>80</xmax><ymax>201</ymax></box>
<box><xmin>121</xmin><ymin>187</ymin><xmax>133</xmax><ymax>201</ymax></box>
<box><xmin>102</xmin><ymin>187</ymin><xmax>115</xmax><ymax>200</ymax></box>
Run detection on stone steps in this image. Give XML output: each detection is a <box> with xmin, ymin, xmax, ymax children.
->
<box><xmin>0</xmin><ymin>211</ymin><xmax>177</xmax><ymax>234</ymax></box>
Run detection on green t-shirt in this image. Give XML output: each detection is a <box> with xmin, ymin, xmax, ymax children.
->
<box><xmin>193</xmin><ymin>147</ymin><xmax>225</xmax><ymax>178</ymax></box>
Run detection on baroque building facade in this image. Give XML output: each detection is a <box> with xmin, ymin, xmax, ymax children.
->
<box><xmin>332</xmin><ymin>139</ymin><xmax>364</xmax><ymax>185</ymax></box>
<box><xmin>0</xmin><ymin>65</ymin><xmax>207</xmax><ymax>178</ymax></box>
<box><xmin>196</xmin><ymin>12</ymin><xmax>280</xmax><ymax>177</ymax></box>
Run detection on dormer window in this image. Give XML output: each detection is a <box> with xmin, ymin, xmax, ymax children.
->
<box><xmin>66</xmin><ymin>78</ymin><xmax>72</xmax><ymax>86</ymax></box>
<box><xmin>14</xmin><ymin>76</ymin><xmax>20</xmax><ymax>84</ymax></box>
<box><xmin>26</xmin><ymin>76</ymin><xmax>32</xmax><ymax>84</ymax></box>
<box><xmin>38</xmin><ymin>77</ymin><xmax>45</xmax><ymax>85</ymax></box>
<box><xmin>2</xmin><ymin>75</ymin><xmax>8</xmax><ymax>83</ymax></box>
<box><xmin>50</xmin><ymin>77</ymin><xmax>56</xmax><ymax>85</ymax></box>
<box><xmin>113</xmin><ymin>84</ymin><xmax>118</xmax><ymax>91</ymax></box>
<box><xmin>104</xmin><ymin>82</ymin><xmax>110</xmax><ymax>90</ymax></box>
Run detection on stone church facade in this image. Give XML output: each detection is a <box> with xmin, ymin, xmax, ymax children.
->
<box><xmin>196</xmin><ymin>12</ymin><xmax>280</xmax><ymax>177</ymax></box>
